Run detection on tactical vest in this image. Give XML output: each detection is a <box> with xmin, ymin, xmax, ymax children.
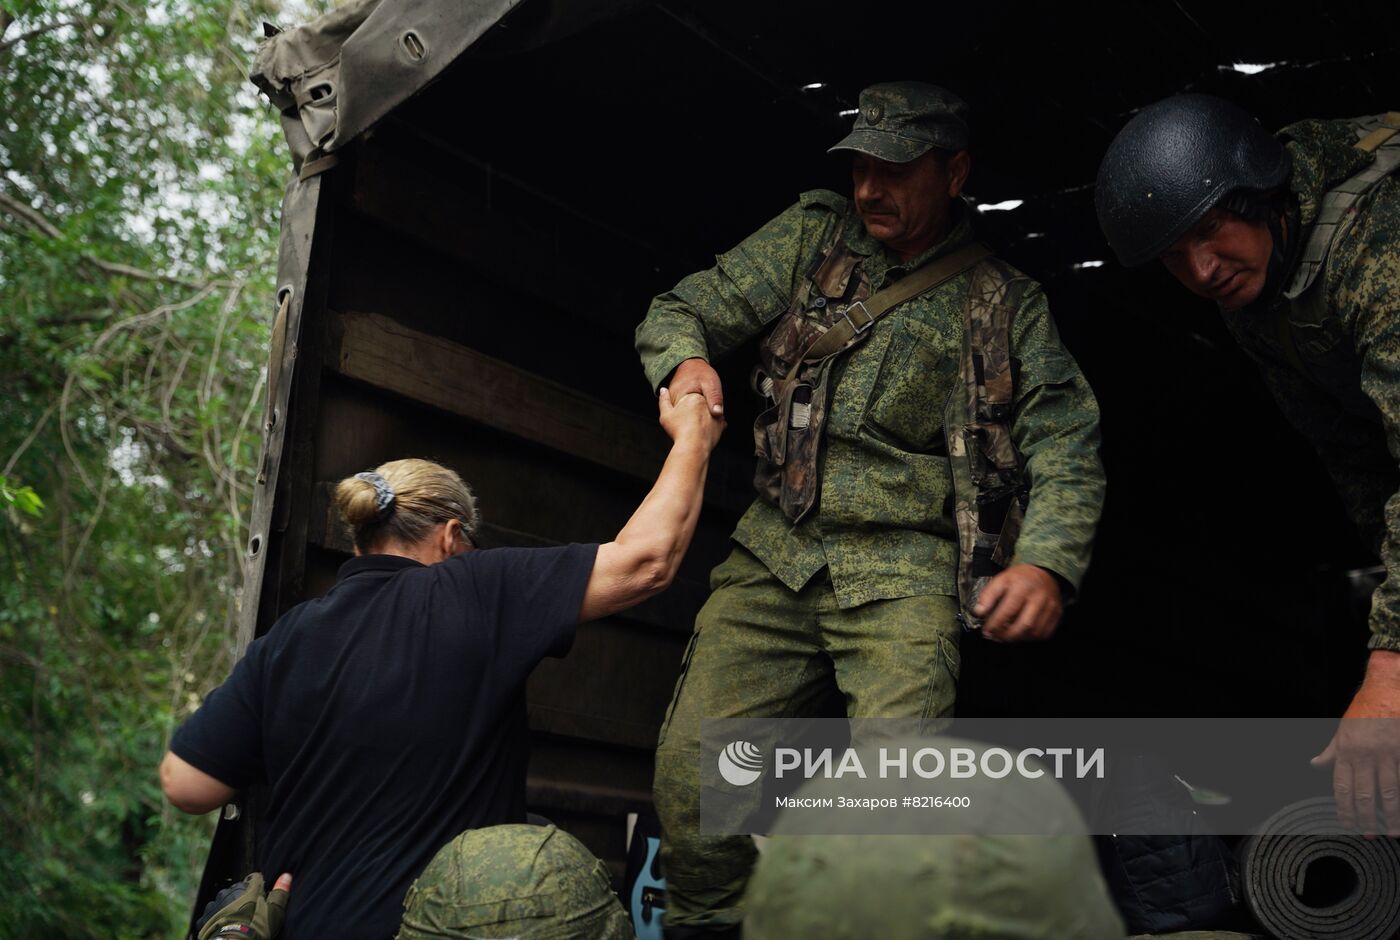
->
<box><xmin>750</xmin><ymin>223</ymin><xmax>872</xmax><ymax>522</ymax></box>
<box><xmin>751</xmin><ymin>221</ymin><xmax>1027</xmax><ymax>629</ymax></box>
<box><xmin>1274</xmin><ymin>112</ymin><xmax>1400</xmax><ymax>418</ymax></box>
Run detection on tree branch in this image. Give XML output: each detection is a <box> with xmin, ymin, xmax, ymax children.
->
<box><xmin>0</xmin><ymin>18</ymin><xmax>81</xmax><ymax>55</ymax></box>
<box><xmin>0</xmin><ymin>189</ymin><xmax>213</xmax><ymax>288</ymax></box>
<box><xmin>0</xmin><ymin>188</ymin><xmax>60</xmax><ymax>238</ymax></box>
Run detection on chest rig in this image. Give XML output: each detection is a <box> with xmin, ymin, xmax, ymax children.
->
<box><xmin>1274</xmin><ymin>112</ymin><xmax>1400</xmax><ymax>418</ymax></box>
<box><xmin>750</xmin><ymin>225</ymin><xmax>872</xmax><ymax>522</ymax></box>
<box><xmin>750</xmin><ymin>221</ymin><xmax>1026</xmax><ymax>628</ymax></box>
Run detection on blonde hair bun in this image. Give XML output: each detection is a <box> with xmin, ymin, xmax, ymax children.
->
<box><xmin>335</xmin><ymin>476</ymin><xmax>385</xmax><ymax>528</ymax></box>
<box><xmin>334</xmin><ymin>459</ymin><xmax>480</xmax><ymax>553</ymax></box>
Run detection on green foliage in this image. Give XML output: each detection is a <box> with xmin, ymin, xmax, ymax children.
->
<box><xmin>0</xmin><ymin>474</ymin><xmax>44</xmax><ymax>517</ymax></box>
<box><xmin>0</xmin><ymin>1</ymin><xmax>321</xmax><ymax>935</ymax></box>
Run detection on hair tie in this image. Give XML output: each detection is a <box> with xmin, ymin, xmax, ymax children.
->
<box><xmin>354</xmin><ymin>471</ymin><xmax>396</xmax><ymax>514</ymax></box>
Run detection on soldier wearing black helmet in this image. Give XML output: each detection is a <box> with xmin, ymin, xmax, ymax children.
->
<box><xmin>1097</xmin><ymin>95</ymin><xmax>1400</xmax><ymax>838</ymax></box>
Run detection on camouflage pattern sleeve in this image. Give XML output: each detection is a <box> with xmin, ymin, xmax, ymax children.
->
<box><xmin>635</xmin><ymin>196</ymin><xmax>837</xmax><ymax>392</ymax></box>
<box><xmin>1339</xmin><ymin>177</ymin><xmax>1400</xmax><ymax>653</ymax></box>
<box><xmin>1004</xmin><ymin>284</ymin><xmax>1106</xmax><ymax>592</ymax></box>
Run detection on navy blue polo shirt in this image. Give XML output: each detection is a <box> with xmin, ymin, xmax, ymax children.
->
<box><xmin>171</xmin><ymin>543</ymin><xmax>598</xmax><ymax>939</ymax></box>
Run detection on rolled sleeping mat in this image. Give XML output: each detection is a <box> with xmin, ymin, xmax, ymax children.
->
<box><xmin>1240</xmin><ymin>798</ymin><xmax>1400</xmax><ymax>940</ymax></box>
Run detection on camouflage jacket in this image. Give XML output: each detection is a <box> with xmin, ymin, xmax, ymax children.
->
<box><xmin>636</xmin><ymin>191</ymin><xmax>1105</xmax><ymax>608</ymax></box>
<box><xmin>1219</xmin><ymin>116</ymin><xmax>1400</xmax><ymax>653</ymax></box>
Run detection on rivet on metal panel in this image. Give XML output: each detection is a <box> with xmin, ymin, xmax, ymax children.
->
<box><xmin>400</xmin><ymin>30</ymin><xmax>427</xmax><ymax>62</ymax></box>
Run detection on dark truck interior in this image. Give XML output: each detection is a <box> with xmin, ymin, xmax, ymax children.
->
<box><xmin>231</xmin><ymin>0</ymin><xmax>1399</xmax><ymax>900</ymax></box>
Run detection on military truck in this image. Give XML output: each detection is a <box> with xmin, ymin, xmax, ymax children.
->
<box><xmin>194</xmin><ymin>0</ymin><xmax>1396</xmax><ymax>928</ymax></box>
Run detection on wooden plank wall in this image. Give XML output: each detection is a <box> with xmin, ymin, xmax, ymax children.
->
<box><xmin>291</xmin><ymin>132</ymin><xmax>753</xmax><ymax>877</ymax></box>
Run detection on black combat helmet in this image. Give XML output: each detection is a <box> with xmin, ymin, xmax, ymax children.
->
<box><xmin>1095</xmin><ymin>94</ymin><xmax>1291</xmax><ymax>267</ymax></box>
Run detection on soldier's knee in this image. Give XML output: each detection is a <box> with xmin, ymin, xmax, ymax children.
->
<box><xmin>653</xmin><ymin>740</ymin><xmax>701</xmax><ymax>825</ymax></box>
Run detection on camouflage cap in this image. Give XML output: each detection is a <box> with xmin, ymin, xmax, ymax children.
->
<box><xmin>745</xmin><ymin>739</ymin><xmax>1125</xmax><ymax>940</ymax></box>
<box><xmin>396</xmin><ymin>824</ymin><xmax>634</xmax><ymax>940</ymax></box>
<box><xmin>829</xmin><ymin>82</ymin><xmax>970</xmax><ymax>163</ymax></box>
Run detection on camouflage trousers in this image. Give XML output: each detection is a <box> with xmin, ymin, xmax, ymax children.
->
<box><xmin>652</xmin><ymin>545</ymin><xmax>962</xmax><ymax>931</ymax></box>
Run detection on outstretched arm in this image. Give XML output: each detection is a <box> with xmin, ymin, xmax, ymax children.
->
<box><xmin>579</xmin><ymin>389</ymin><xmax>725</xmax><ymax>622</ymax></box>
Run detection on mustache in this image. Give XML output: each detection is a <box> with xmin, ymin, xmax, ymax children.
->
<box><xmin>858</xmin><ymin>202</ymin><xmax>897</xmax><ymax>216</ymax></box>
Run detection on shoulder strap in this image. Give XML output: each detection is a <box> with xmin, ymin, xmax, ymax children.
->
<box><xmin>962</xmin><ymin>260</ymin><xmax>1024</xmax><ymax>475</ymax></box>
<box><xmin>1285</xmin><ymin>111</ymin><xmax>1400</xmax><ymax>299</ymax></box>
<box><xmin>786</xmin><ymin>242</ymin><xmax>993</xmax><ymax>380</ymax></box>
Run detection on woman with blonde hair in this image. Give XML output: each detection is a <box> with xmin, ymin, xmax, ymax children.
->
<box><xmin>160</xmin><ymin>388</ymin><xmax>724</xmax><ymax>939</ymax></box>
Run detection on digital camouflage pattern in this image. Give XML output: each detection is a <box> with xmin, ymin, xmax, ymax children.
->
<box><xmin>396</xmin><ymin>824</ymin><xmax>633</xmax><ymax>940</ymax></box>
<box><xmin>1216</xmin><ymin>114</ymin><xmax>1400</xmax><ymax>653</ymax></box>
<box><xmin>744</xmin><ymin>740</ymin><xmax>1125</xmax><ymax>940</ymax></box>
<box><xmin>652</xmin><ymin>546</ymin><xmax>963</xmax><ymax>929</ymax></box>
<box><xmin>636</xmin><ymin>190</ymin><xmax>1105</xmax><ymax>608</ymax></box>
<box><xmin>751</xmin><ymin>223</ymin><xmax>1025</xmax><ymax>625</ymax></box>
<box><xmin>828</xmin><ymin>81</ymin><xmax>971</xmax><ymax>162</ymax></box>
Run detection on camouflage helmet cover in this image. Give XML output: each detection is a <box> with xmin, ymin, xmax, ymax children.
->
<box><xmin>829</xmin><ymin>81</ymin><xmax>970</xmax><ymax>163</ymax></box>
<box><xmin>396</xmin><ymin>824</ymin><xmax>633</xmax><ymax>940</ymax></box>
<box><xmin>1095</xmin><ymin>93</ymin><xmax>1291</xmax><ymax>267</ymax></box>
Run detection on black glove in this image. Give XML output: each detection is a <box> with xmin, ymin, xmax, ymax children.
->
<box><xmin>195</xmin><ymin>872</ymin><xmax>291</xmax><ymax>940</ymax></box>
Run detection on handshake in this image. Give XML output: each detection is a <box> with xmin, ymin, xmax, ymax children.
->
<box><xmin>658</xmin><ymin>383</ymin><xmax>726</xmax><ymax>452</ymax></box>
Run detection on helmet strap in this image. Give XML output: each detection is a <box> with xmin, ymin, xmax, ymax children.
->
<box><xmin>1224</xmin><ymin>189</ymin><xmax>1299</xmax><ymax>311</ymax></box>
<box><xmin>1259</xmin><ymin>194</ymin><xmax>1302</xmax><ymax>310</ymax></box>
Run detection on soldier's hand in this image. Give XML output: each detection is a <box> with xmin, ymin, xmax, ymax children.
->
<box><xmin>196</xmin><ymin>871</ymin><xmax>293</xmax><ymax>940</ymax></box>
<box><xmin>658</xmin><ymin>387</ymin><xmax>726</xmax><ymax>451</ymax></box>
<box><xmin>669</xmin><ymin>358</ymin><xmax>725</xmax><ymax>417</ymax></box>
<box><xmin>975</xmin><ymin>564</ymin><xmax>1063</xmax><ymax>643</ymax></box>
<box><xmin>1311</xmin><ymin>650</ymin><xmax>1400</xmax><ymax>837</ymax></box>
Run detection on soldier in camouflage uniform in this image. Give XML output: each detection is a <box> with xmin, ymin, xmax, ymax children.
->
<box><xmin>1096</xmin><ymin>96</ymin><xmax>1400</xmax><ymax>838</ymax></box>
<box><xmin>396</xmin><ymin>824</ymin><xmax>634</xmax><ymax>939</ymax></box>
<box><xmin>636</xmin><ymin>82</ymin><xmax>1106</xmax><ymax>936</ymax></box>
